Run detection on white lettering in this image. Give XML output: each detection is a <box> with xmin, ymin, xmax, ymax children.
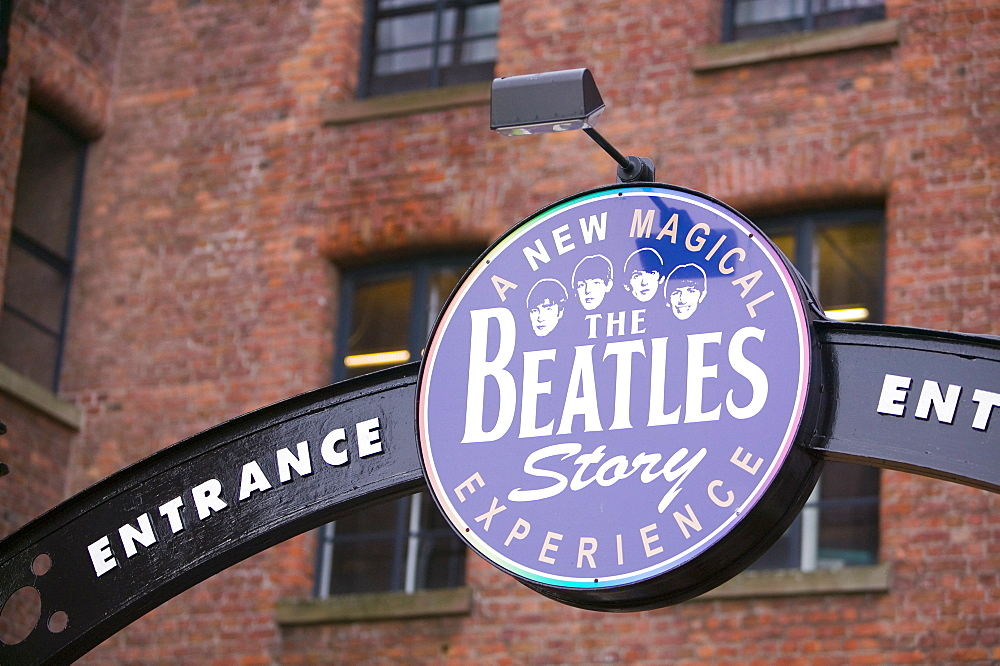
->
<box><xmin>539</xmin><ymin>531</ymin><xmax>563</xmax><ymax>564</ymax></box>
<box><xmin>474</xmin><ymin>497</ymin><xmax>507</xmax><ymax>531</ymax></box>
<box><xmin>972</xmin><ymin>389</ymin><xmax>1000</xmax><ymax>431</ymax></box>
<box><xmin>685</xmin><ymin>332</ymin><xmax>722</xmax><ymax>423</ymax></box>
<box><xmin>640</xmin><ymin>524</ymin><xmax>663</xmax><ymax>557</ymax></box>
<box><xmin>577</xmin><ymin>537</ymin><xmax>598</xmax><ymax>568</ymax></box>
<box><xmin>523</xmin><ymin>239</ymin><xmax>550</xmax><ymax>271</ymax></box>
<box><xmin>914</xmin><ymin>380</ymin><xmax>962</xmax><ymax>424</ymax></box>
<box><xmin>579</xmin><ymin>212</ymin><xmax>608</xmax><ymax>244</ymax></box>
<box><xmin>238</xmin><ymin>460</ymin><xmax>273</xmax><ymax>500</ymax></box>
<box><xmin>158</xmin><ymin>496</ymin><xmax>186</xmax><ymax>534</ymax></box>
<box><xmin>321</xmin><ymin>428</ymin><xmax>348</xmax><ymax>466</ymax></box>
<box><xmin>557</xmin><ymin>345</ymin><xmax>602</xmax><ymax>434</ymax></box>
<box><xmin>507</xmin><ymin>443</ymin><xmax>580</xmax><ymax>502</ymax></box>
<box><xmin>277</xmin><ymin>441</ymin><xmax>312</xmax><ymax>483</ymax></box>
<box><xmin>673</xmin><ymin>504</ymin><xmax>703</xmax><ymax>539</ymax></box>
<box><xmin>648</xmin><ymin>336</ymin><xmax>681</xmax><ymax>426</ymax></box>
<box><xmin>708</xmin><ymin>480</ymin><xmax>734</xmax><ymax>507</ymax></box>
<box><xmin>604</xmin><ymin>339</ymin><xmax>646</xmax><ymax>430</ymax></box>
<box><xmin>726</xmin><ymin>327</ymin><xmax>768</xmax><ymax>419</ymax></box>
<box><xmin>119</xmin><ymin>513</ymin><xmax>157</xmax><ymax>558</ymax></box>
<box><xmin>191</xmin><ymin>478</ymin><xmax>228</xmax><ymax>520</ymax></box>
<box><xmin>454</xmin><ymin>472</ymin><xmax>485</xmax><ymax>503</ymax></box>
<box><xmin>88</xmin><ymin>536</ymin><xmax>118</xmax><ymax>577</ymax></box>
<box><xmin>520</xmin><ymin>349</ymin><xmax>556</xmax><ymax>438</ymax></box>
<box><xmin>731</xmin><ymin>446</ymin><xmax>763</xmax><ymax>475</ymax></box>
<box><xmin>877</xmin><ymin>374</ymin><xmax>912</xmax><ymax>416</ymax></box>
<box><xmin>630</xmin><ymin>209</ymin><xmax>655</xmax><ymax>238</ymax></box>
<box><xmin>356</xmin><ymin>417</ymin><xmax>383</xmax><ymax>457</ymax></box>
<box><xmin>463</xmin><ymin>308</ymin><xmax>517</xmax><ymax>442</ymax></box>
<box><xmin>553</xmin><ymin>223</ymin><xmax>575</xmax><ymax>255</ymax></box>
<box><xmin>505</xmin><ymin>518</ymin><xmax>531</xmax><ymax>546</ymax></box>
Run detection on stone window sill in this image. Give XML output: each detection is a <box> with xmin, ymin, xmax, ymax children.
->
<box><xmin>692</xmin><ymin>19</ymin><xmax>900</xmax><ymax>72</ymax></box>
<box><xmin>0</xmin><ymin>363</ymin><xmax>82</xmax><ymax>431</ymax></box>
<box><xmin>323</xmin><ymin>82</ymin><xmax>491</xmax><ymax>127</ymax></box>
<box><xmin>276</xmin><ymin>586</ymin><xmax>474</xmax><ymax>625</ymax></box>
<box><xmin>276</xmin><ymin>565</ymin><xmax>888</xmax><ymax>625</ymax></box>
<box><xmin>695</xmin><ymin>562</ymin><xmax>891</xmax><ymax>601</ymax></box>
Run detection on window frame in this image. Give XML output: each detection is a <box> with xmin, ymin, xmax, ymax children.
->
<box><xmin>0</xmin><ymin>107</ymin><xmax>87</xmax><ymax>393</ymax></box>
<box><xmin>316</xmin><ymin>255</ymin><xmax>476</xmax><ymax>599</ymax></box>
<box><xmin>357</xmin><ymin>0</ymin><xmax>499</xmax><ymax>98</ymax></box>
<box><xmin>752</xmin><ymin>208</ymin><xmax>884</xmax><ymax>572</ymax></box>
<box><xmin>722</xmin><ymin>0</ymin><xmax>887</xmax><ymax>43</ymax></box>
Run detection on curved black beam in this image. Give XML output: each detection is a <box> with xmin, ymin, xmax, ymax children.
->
<box><xmin>810</xmin><ymin>320</ymin><xmax>1000</xmax><ymax>493</ymax></box>
<box><xmin>0</xmin><ymin>364</ymin><xmax>423</xmax><ymax>666</ymax></box>
<box><xmin>0</xmin><ymin>322</ymin><xmax>997</xmax><ymax>664</ymax></box>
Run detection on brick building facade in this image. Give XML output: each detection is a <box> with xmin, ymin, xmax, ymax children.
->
<box><xmin>0</xmin><ymin>0</ymin><xmax>997</xmax><ymax>663</ymax></box>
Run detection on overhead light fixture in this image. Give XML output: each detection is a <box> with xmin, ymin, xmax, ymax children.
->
<box><xmin>491</xmin><ymin>68</ymin><xmax>655</xmax><ymax>183</ymax></box>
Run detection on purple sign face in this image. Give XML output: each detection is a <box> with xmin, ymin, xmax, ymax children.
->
<box><xmin>418</xmin><ymin>184</ymin><xmax>815</xmax><ymax>609</ymax></box>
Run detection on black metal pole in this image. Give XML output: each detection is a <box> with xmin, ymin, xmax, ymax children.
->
<box><xmin>583</xmin><ymin>127</ymin><xmax>631</xmax><ymax>169</ymax></box>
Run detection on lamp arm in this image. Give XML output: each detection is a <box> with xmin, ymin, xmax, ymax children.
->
<box><xmin>583</xmin><ymin>128</ymin><xmax>655</xmax><ymax>183</ymax></box>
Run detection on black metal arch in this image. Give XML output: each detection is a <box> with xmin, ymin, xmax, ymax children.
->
<box><xmin>0</xmin><ymin>321</ymin><xmax>997</xmax><ymax>665</ymax></box>
<box><xmin>0</xmin><ymin>365</ymin><xmax>425</xmax><ymax>665</ymax></box>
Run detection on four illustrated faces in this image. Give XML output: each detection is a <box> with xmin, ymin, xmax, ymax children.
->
<box><xmin>526</xmin><ymin>249</ymin><xmax>708</xmax><ymax>336</ymax></box>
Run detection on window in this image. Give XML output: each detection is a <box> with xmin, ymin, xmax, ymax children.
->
<box><xmin>1</xmin><ymin>0</ymin><xmax>12</xmax><ymax>74</ymax></box>
<box><xmin>315</xmin><ymin>256</ymin><xmax>474</xmax><ymax>597</ymax></box>
<box><xmin>358</xmin><ymin>0</ymin><xmax>499</xmax><ymax>98</ymax></box>
<box><xmin>751</xmin><ymin>209</ymin><xmax>883</xmax><ymax>571</ymax></box>
<box><xmin>723</xmin><ymin>0</ymin><xmax>886</xmax><ymax>42</ymax></box>
<box><xmin>0</xmin><ymin>108</ymin><xmax>86</xmax><ymax>392</ymax></box>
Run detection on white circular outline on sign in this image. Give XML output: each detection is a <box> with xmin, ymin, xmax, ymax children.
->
<box><xmin>418</xmin><ymin>186</ymin><xmax>811</xmax><ymax>589</ymax></box>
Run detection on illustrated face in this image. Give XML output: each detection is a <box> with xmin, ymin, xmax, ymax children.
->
<box><xmin>529</xmin><ymin>299</ymin><xmax>563</xmax><ymax>336</ymax></box>
<box><xmin>576</xmin><ymin>277</ymin><xmax>613</xmax><ymax>311</ymax></box>
<box><xmin>628</xmin><ymin>270</ymin><xmax>662</xmax><ymax>302</ymax></box>
<box><xmin>669</xmin><ymin>284</ymin><xmax>705</xmax><ymax>320</ymax></box>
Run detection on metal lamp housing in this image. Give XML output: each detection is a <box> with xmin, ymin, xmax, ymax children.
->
<box><xmin>490</xmin><ymin>68</ymin><xmax>606</xmax><ymax>135</ymax></box>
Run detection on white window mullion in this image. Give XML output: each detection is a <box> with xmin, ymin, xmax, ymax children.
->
<box><xmin>317</xmin><ymin>522</ymin><xmax>336</xmax><ymax>599</ymax></box>
<box><xmin>800</xmin><ymin>480</ymin><xmax>821</xmax><ymax>571</ymax></box>
<box><xmin>404</xmin><ymin>494</ymin><xmax>424</xmax><ymax>593</ymax></box>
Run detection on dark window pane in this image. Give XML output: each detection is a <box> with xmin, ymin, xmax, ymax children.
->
<box><xmin>362</xmin><ymin>0</ymin><xmax>498</xmax><ymax>96</ymax></box>
<box><xmin>379</xmin><ymin>0</ymin><xmax>430</xmax><ymax>9</ymax></box>
<box><xmin>751</xmin><ymin>212</ymin><xmax>882</xmax><ymax>570</ymax></box>
<box><xmin>460</xmin><ymin>36</ymin><xmax>497</xmax><ymax>64</ymax></box>
<box><xmin>344</xmin><ymin>275</ymin><xmax>413</xmax><ymax>377</ymax></box>
<box><xmin>0</xmin><ymin>311</ymin><xmax>59</xmax><ymax>388</ymax></box>
<box><xmin>347</xmin><ymin>276</ymin><xmax>412</xmax><ymax>355</ymax></box>
<box><xmin>0</xmin><ymin>107</ymin><xmax>85</xmax><ymax>392</ymax></box>
<box><xmin>415</xmin><ymin>497</ymin><xmax>466</xmax><ymax>588</ymax></box>
<box><xmin>816</xmin><ymin>222</ymin><xmax>883</xmax><ymax>321</ymax></box>
<box><xmin>375</xmin><ymin>47</ymin><xmax>434</xmax><ymax>75</ymax></box>
<box><xmin>817</xmin><ymin>462</ymin><xmax>880</xmax><ymax>567</ymax></box>
<box><xmin>4</xmin><ymin>244</ymin><xmax>68</xmax><ymax>332</ymax></box>
<box><xmin>726</xmin><ymin>0</ymin><xmax>885</xmax><ymax>41</ymax></box>
<box><xmin>769</xmin><ymin>233</ymin><xmax>796</xmax><ymax>269</ymax></box>
<box><xmin>748</xmin><ymin>519</ymin><xmax>801</xmax><ymax>570</ymax></box>
<box><xmin>323</xmin><ymin>257</ymin><xmax>473</xmax><ymax>596</ymax></box>
<box><xmin>329</xmin><ymin>498</ymin><xmax>405</xmax><ymax>594</ymax></box>
<box><xmin>11</xmin><ymin>109</ymin><xmax>84</xmax><ymax>258</ymax></box>
<box><xmin>426</xmin><ymin>266</ymin><xmax>465</xmax><ymax>334</ymax></box>
<box><xmin>376</xmin><ymin>13</ymin><xmax>436</xmax><ymax>51</ymax></box>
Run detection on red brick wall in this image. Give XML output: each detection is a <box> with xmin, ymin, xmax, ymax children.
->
<box><xmin>0</xmin><ymin>0</ymin><xmax>996</xmax><ymax>663</ymax></box>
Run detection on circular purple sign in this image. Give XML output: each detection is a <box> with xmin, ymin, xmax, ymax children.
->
<box><xmin>418</xmin><ymin>184</ymin><xmax>820</xmax><ymax>610</ymax></box>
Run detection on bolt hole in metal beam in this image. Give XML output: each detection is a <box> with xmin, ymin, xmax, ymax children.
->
<box><xmin>31</xmin><ymin>553</ymin><xmax>52</xmax><ymax>576</ymax></box>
